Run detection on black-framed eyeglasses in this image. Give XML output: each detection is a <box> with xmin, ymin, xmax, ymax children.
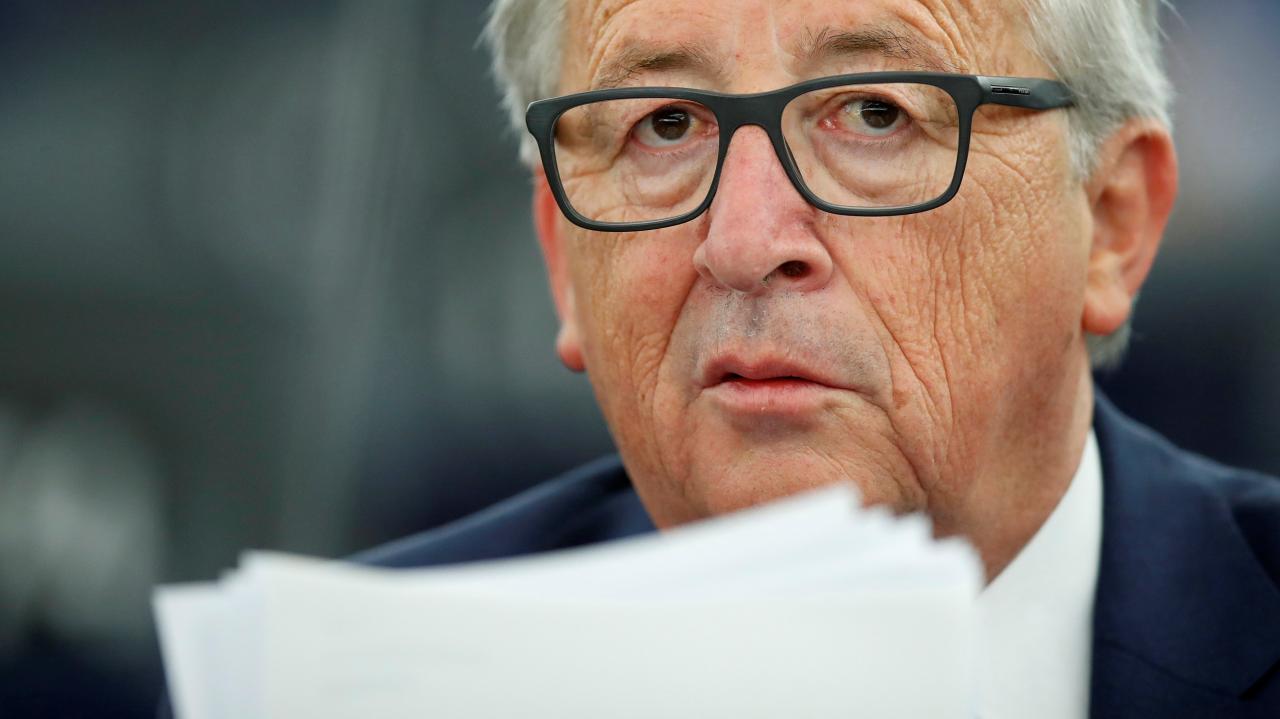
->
<box><xmin>525</xmin><ymin>72</ymin><xmax>1074</xmax><ymax>232</ymax></box>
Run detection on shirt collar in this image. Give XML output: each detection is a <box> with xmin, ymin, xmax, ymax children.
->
<box><xmin>975</xmin><ymin>429</ymin><xmax>1102</xmax><ymax>719</ymax></box>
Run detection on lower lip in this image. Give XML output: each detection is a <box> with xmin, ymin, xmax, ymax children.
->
<box><xmin>704</xmin><ymin>378</ymin><xmax>841</xmax><ymax>415</ymax></box>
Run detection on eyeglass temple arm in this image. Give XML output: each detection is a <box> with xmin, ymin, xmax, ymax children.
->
<box><xmin>977</xmin><ymin>76</ymin><xmax>1076</xmax><ymax>110</ymax></box>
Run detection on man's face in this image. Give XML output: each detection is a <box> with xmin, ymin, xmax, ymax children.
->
<box><xmin>541</xmin><ymin>0</ymin><xmax>1096</xmax><ymax>527</ymax></box>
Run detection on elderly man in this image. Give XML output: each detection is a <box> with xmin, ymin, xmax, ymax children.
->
<box><xmin>359</xmin><ymin>0</ymin><xmax>1280</xmax><ymax>716</ymax></box>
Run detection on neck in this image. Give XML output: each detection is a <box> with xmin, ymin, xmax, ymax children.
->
<box><xmin>938</xmin><ymin>366</ymin><xmax>1096</xmax><ymax>583</ymax></box>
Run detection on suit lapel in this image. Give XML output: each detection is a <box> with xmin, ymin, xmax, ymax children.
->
<box><xmin>1089</xmin><ymin>393</ymin><xmax>1280</xmax><ymax>717</ymax></box>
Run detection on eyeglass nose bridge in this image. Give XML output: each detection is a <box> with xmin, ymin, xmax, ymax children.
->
<box><xmin>697</xmin><ymin>98</ymin><xmax>814</xmax><ymax>223</ymax></box>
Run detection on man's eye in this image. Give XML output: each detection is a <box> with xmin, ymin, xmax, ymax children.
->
<box><xmin>632</xmin><ymin>106</ymin><xmax>698</xmax><ymax>148</ymax></box>
<box><xmin>837</xmin><ymin>98</ymin><xmax>908</xmax><ymax>137</ymax></box>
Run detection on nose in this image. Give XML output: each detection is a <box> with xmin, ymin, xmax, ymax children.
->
<box><xmin>692</xmin><ymin>126</ymin><xmax>834</xmax><ymax>295</ymax></box>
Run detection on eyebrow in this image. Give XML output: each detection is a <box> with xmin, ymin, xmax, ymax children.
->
<box><xmin>589</xmin><ymin>23</ymin><xmax>960</xmax><ymax>92</ymax></box>
<box><xmin>591</xmin><ymin>41</ymin><xmax>728</xmax><ymax>91</ymax></box>
<box><xmin>797</xmin><ymin>24</ymin><xmax>960</xmax><ymax>74</ymax></box>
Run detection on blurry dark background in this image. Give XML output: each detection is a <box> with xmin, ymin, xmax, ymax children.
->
<box><xmin>0</xmin><ymin>0</ymin><xmax>1276</xmax><ymax>716</ymax></box>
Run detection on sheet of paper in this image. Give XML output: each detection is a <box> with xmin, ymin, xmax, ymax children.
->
<box><xmin>154</xmin><ymin>483</ymin><xmax>982</xmax><ymax>719</ymax></box>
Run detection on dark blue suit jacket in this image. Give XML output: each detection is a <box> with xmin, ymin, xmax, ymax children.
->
<box><xmin>355</xmin><ymin>393</ymin><xmax>1280</xmax><ymax>717</ymax></box>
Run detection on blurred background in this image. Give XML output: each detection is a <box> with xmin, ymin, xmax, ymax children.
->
<box><xmin>0</xmin><ymin>0</ymin><xmax>1276</xmax><ymax>715</ymax></box>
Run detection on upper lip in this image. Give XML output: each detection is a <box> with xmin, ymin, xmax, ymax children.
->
<box><xmin>699</xmin><ymin>353</ymin><xmax>844</xmax><ymax>390</ymax></box>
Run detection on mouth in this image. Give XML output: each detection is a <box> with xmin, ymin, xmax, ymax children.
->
<box><xmin>719</xmin><ymin>373</ymin><xmax>822</xmax><ymax>385</ymax></box>
<box><xmin>700</xmin><ymin>356</ymin><xmax>841</xmax><ymax>390</ymax></box>
<box><xmin>699</xmin><ymin>355</ymin><xmax>848</xmax><ymax>419</ymax></box>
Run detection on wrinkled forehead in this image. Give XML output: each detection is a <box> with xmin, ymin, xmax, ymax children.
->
<box><xmin>563</xmin><ymin>0</ymin><xmax>1037</xmax><ymax>93</ymax></box>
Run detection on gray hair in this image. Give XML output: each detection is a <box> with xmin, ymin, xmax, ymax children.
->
<box><xmin>482</xmin><ymin>0</ymin><xmax>1174</xmax><ymax>369</ymax></box>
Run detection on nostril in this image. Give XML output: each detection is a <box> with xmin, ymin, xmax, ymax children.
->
<box><xmin>778</xmin><ymin>261</ymin><xmax>808</xmax><ymax>278</ymax></box>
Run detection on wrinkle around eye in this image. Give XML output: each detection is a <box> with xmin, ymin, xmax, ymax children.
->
<box><xmin>626</xmin><ymin>134</ymin><xmax>719</xmax><ymax>167</ymax></box>
<box><xmin>820</xmin><ymin>112</ymin><xmax>914</xmax><ymax>145</ymax></box>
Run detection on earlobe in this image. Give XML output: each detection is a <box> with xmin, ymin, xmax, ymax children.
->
<box><xmin>1081</xmin><ymin>120</ymin><xmax>1179</xmax><ymax>337</ymax></box>
<box><xmin>555</xmin><ymin>319</ymin><xmax>586</xmax><ymax>373</ymax></box>
<box><xmin>533</xmin><ymin>173</ymin><xmax>586</xmax><ymax>373</ymax></box>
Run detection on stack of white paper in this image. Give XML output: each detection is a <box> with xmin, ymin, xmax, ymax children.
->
<box><xmin>154</xmin><ymin>484</ymin><xmax>982</xmax><ymax>719</ymax></box>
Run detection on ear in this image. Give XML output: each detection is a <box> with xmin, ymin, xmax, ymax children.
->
<box><xmin>1081</xmin><ymin>119</ymin><xmax>1179</xmax><ymax>338</ymax></box>
<box><xmin>533</xmin><ymin>171</ymin><xmax>586</xmax><ymax>372</ymax></box>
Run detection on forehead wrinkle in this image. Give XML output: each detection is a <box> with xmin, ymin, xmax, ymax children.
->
<box><xmin>582</xmin><ymin>0</ymin><xmax>639</xmax><ymax>40</ymax></box>
<box><xmin>573</xmin><ymin>0</ymin><xmax>729</xmax><ymax>92</ymax></box>
<box><xmin>897</xmin><ymin>0</ymin><xmax>1031</xmax><ymax>75</ymax></box>
<box><xmin>569</xmin><ymin>0</ymin><xmax>1034</xmax><ymax>97</ymax></box>
<box><xmin>571</xmin><ymin>0</ymin><xmax>641</xmax><ymax>92</ymax></box>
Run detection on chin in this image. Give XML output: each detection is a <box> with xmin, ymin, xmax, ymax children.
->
<box><xmin>681</xmin><ymin>446</ymin><xmax>879</xmax><ymax>519</ymax></box>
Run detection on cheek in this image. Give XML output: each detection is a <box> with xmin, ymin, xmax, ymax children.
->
<box><xmin>568</xmin><ymin>224</ymin><xmax>700</xmax><ymax>418</ymax></box>
<box><xmin>830</xmin><ymin>121</ymin><xmax>1084</xmax><ymax>474</ymax></box>
<box><xmin>964</xmin><ymin>125</ymin><xmax>1088</xmax><ymax>344</ymax></box>
<box><xmin>910</xmin><ymin>121</ymin><xmax>1083</xmax><ymax>354</ymax></box>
